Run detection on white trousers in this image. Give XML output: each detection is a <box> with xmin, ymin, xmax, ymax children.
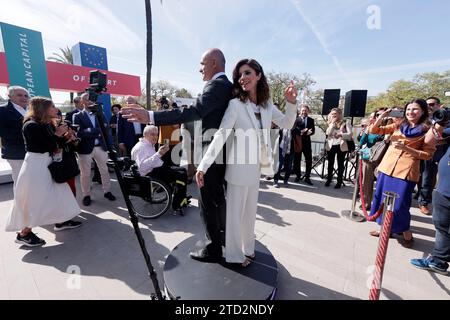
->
<box><xmin>7</xmin><ymin>159</ymin><xmax>24</xmax><ymax>192</ymax></box>
<box><xmin>225</xmin><ymin>183</ymin><xmax>259</xmax><ymax>263</ymax></box>
<box><xmin>78</xmin><ymin>147</ymin><xmax>111</xmax><ymax>197</ymax></box>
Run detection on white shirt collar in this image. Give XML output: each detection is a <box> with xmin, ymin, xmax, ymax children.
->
<box><xmin>11</xmin><ymin>102</ymin><xmax>27</xmax><ymax>116</ymax></box>
<box><xmin>211</xmin><ymin>72</ymin><xmax>226</xmax><ymax>81</ymax></box>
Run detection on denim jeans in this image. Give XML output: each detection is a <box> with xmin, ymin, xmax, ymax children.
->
<box><xmin>274</xmin><ymin>149</ymin><xmax>294</xmax><ymax>183</ymax></box>
<box><xmin>432</xmin><ymin>190</ymin><xmax>450</xmax><ymax>264</ymax></box>
<box><xmin>419</xmin><ymin>159</ymin><xmax>438</xmax><ymax>206</ymax></box>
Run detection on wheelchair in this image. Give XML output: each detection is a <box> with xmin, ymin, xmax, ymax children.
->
<box><xmin>109</xmin><ymin>157</ymin><xmax>173</xmax><ymax>219</ymax></box>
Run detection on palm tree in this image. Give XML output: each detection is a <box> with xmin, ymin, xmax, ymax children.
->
<box><xmin>145</xmin><ymin>0</ymin><xmax>153</xmax><ymax>109</ymax></box>
<box><xmin>48</xmin><ymin>46</ymin><xmax>75</xmax><ymax>103</ymax></box>
<box><xmin>145</xmin><ymin>0</ymin><xmax>163</xmax><ymax>109</ymax></box>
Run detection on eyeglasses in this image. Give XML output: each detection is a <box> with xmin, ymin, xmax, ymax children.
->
<box><xmin>428</xmin><ymin>103</ymin><xmax>436</xmax><ymax>107</ymax></box>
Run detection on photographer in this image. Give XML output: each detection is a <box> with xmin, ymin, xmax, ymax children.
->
<box><xmin>418</xmin><ymin>97</ymin><xmax>449</xmax><ymax>215</ymax></box>
<box><xmin>6</xmin><ymin>97</ymin><xmax>81</xmax><ymax>247</ymax></box>
<box><xmin>368</xmin><ymin>99</ymin><xmax>436</xmax><ymax>247</ymax></box>
<box><xmin>325</xmin><ymin>108</ymin><xmax>353</xmax><ymax>189</ymax></box>
<box><xmin>158</xmin><ymin>100</ymin><xmax>181</xmax><ymax>167</ymax></box>
<box><xmin>73</xmin><ymin>93</ymin><xmax>116</xmax><ymax>206</ymax></box>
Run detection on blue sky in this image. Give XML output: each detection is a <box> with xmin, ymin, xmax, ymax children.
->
<box><xmin>1</xmin><ymin>0</ymin><xmax>449</xmax><ymax>102</ymax></box>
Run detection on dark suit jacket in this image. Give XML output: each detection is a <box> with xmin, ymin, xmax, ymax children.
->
<box><xmin>73</xmin><ymin>110</ymin><xmax>108</xmax><ymax>154</ymax></box>
<box><xmin>293</xmin><ymin>116</ymin><xmax>315</xmax><ymax>145</ymax></box>
<box><xmin>0</xmin><ymin>101</ymin><xmax>26</xmax><ymax>160</ymax></box>
<box><xmin>65</xmin><ymin>109</ymin><xmax>81</xmax><ymax>125</ymax></box>
<box><xmin>153</xmin><ymin>75</ymin><xmax>233</xmax><ymax>135</ymax></box>
<box><xmin>117</xmin><ymin>114</ymin><xmax>145</xmax><ymax>151</ymax></box>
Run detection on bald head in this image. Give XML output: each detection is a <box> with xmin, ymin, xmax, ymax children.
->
<box><xmin>200</xmin><ymin>48</ymin><xmax>226</xmax><ymax>81</ymax></box>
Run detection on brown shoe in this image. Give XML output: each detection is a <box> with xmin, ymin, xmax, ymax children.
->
<box><xmin>419</xmin><ymin>205</ymin><xmax>431</xmax><ymax>216</ymax></box>
<box><xmin>401</xmin><ymin>237</ymin><xmax>414</xmax><ymax>248</ymax></box>
<box><xmin>369</xmin><ymin>230</ymin><xmax>394</xmax><ymax>238</ymax></box>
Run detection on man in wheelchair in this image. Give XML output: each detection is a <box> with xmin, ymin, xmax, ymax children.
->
<box><xmin>131</xmin><ymin>125</ymin><xmax>191</xmax><ymax>211</ymax></box>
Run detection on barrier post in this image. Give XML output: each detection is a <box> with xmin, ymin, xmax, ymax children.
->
<box><xmin>369</xmin><ymin>191</ymin><xmax>398</xmax><ymax>300</ymax></box>
<box><xmin>341</xmin><ymin>157</ymin><xmax>365</xmax><ymax>222</ymax></box>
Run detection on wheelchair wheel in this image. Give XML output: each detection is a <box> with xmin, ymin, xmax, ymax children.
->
<box><xmin>129</xmin><ymin>179</ymin><xmax>172</xmax><ymax>219</ymax></box>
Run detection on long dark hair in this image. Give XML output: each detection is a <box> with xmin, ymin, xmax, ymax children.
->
<box><xmin>232</xmin><ymin>58</ymin><xmax>270</xmax><ymax>107</ymax></box>
<box><xmin>404</xmin><ymin>98</ymin><xmax>429</xmax><ymax>125</ymax></box>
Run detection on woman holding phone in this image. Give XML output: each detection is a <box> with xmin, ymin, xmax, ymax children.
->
<box><xmin>368</xmin><ymin>98</ymin><xmax>435</xmax><ymax>247</ymax></box>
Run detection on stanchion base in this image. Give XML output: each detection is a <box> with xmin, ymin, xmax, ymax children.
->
<box><xmin>163</xmin><ymin>235</ymin><xmax>278</xmax><ymax>300</ymax></box>
<box><xmin>341</xmin><ymin>210</ymin><xmax>366</xmax><ymax>222</ymax></box>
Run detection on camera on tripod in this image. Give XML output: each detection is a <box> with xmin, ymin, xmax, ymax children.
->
<box><xmin>86</xmin><ymin>70</ymin><xmax>108</xmax><ymax>112</ymax></box>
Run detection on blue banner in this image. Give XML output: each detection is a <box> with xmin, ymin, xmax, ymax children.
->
<box><xmin>0</xmin><ymin>22</ymin><xmax>51</xmax><ymax>97</ymax></box>
<box><xmin>72</xmin><ymin>42</ymin><xmax>111</xmax><ymax>120</ymax></box>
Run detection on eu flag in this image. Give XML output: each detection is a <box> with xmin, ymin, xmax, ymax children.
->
<box><xmin>72</xmin><ymin>42</ymin><xmax>108</xmax><ymax>70</ymax></box>
<box><xmin>72</xmin><ymin>42</ymin><xmax>111</xmax><ymax>121</ymax></box>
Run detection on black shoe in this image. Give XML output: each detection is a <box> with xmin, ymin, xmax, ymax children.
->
<box><xmin>15</xmin><ymin>231</ymin><xmax>45</xmax><ymax>247</ymax></box>
<box><xmin>104</xmin><ymin>192</ymin><xmax>116</xmax><ymax>201</ymax></box>
<box><xmin>325</xmin><ymin>180</ymin><xmax>331</xmax><ymax>187</ymax></box>
<box><xmin>334</xmin><ymin>182</ymin><xmax>342</xmax><ymax>189</ymax></box>
<box><xmin>294</xmin><ymin>176</ymin><xmax>301</xmax><ymax>182</ymax></box>
<box><xmin>304</xmin><ymin>178</ymin><xmax>313</xmax><ymax>185</ymax></box>
<box><xmin>54</xmin><ymin>220</ymin><xmax>82</xmax><ymax>231</ymax></box>
<box><xmin>82</xmin><ymin>196</ymin><xmax>91</xmax><ymax>206</ymax></box>
<box><xmin>189</xmin><ymin>248</ymin><xmax>222</xmax><ymax>263</ymax></box>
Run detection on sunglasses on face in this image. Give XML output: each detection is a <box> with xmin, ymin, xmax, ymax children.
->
<box><xmin>428</xmin><ymin>103</ymin><xmax>436</xmax><ymax>107</ymax></box>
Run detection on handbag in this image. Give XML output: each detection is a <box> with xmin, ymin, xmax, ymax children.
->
<box><xmin>293</xmin><ymin>135</ymin><xmax>302</xmax><ymax>153</ymax></box>
<box><xmin>368</xmin><ymin>140</ymin><xmax>389</xmax><ymax>164</ymax></box>
<box><xmin>48</xmin><ymin>146</ymin><xmax>80</xmax><ymax>183</ymax></box>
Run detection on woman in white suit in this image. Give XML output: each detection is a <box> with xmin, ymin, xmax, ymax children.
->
<box><xmin>196</xmin><ymin>59</ymin><xmax>298</xmax><ymax>266</ymax></box>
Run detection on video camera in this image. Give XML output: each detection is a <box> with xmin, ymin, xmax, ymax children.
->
<box><xmin>432</xmin><ymin>107</ymin><xmax>450</xmax><ymax>126</ymax></box>
<box><xmin>160</xmin><ymin>96</ymin><xmax>169</xmax><ymax>109</ymax></box>
<box><xmin>86</xmin><ymin>70</ymin><xmax>108</xmax><ymax>112</ymax></box>
<box><xmin>63</xmin><ymin>120</ymin><xmax>80</xmax><ymax>132</ymax></box>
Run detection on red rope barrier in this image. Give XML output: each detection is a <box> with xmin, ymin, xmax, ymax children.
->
<box><xmin>369</xmin><ymin>209</ymin><xmax>394</xmax><ymax>300</ymax></box>
<box><xmin>359</xmin><ymin>159</ymin><xmax>384</xmax><ymax>221</ymax></box>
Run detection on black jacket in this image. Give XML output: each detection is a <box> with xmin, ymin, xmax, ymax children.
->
<box><xmin>65</xmin><ymin>108</ymin><xmax>81</xmax><ymax>125</ymax></box>
<box><xmin>153</xmin><ymin>75</ymin><xmax>233</xmax><ymax>135</ymax></box>
<box><xmin>0</xmin><ymin>101</ymin><xmax>26</xmax><ymax>160</ymax></box>
<box><xmin>73</xmin><ymin>110</ymin><xmax>108</xmax><ymax>154</ymax></box>
<box><xmin>293</xmin><ymin>116</ymin><xmax>315</xmax><ymax>145</ymax></box>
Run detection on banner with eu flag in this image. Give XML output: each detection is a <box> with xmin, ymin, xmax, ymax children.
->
<box><xmin>72</xmin><ymin>42</ymin><xmax>112</xmax><ymax>120</ymax></box>
<box><xmin>0</xmin><ymin>22</ymin><xmax>51</xmax><ymax>97</ymax></box>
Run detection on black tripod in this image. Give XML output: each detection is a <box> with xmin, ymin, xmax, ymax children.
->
<box><xmin>92</xmin><ymin>102</ymin><xmax>165</xmax><ymax>300</ymax></box>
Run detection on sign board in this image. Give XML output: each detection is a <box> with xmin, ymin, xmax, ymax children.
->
<box><xmin>0</xmin><ymin>22</ymin><xmax>50</xmax><ymax>97</ymax></box>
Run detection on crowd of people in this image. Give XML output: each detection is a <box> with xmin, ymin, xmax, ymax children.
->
<box><xmin>1</xmin><ymin>47</ymin><xmax>449</xmax><ymax>275</ymax></box>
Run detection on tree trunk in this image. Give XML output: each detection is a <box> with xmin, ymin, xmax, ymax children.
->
<box><xmin>145</xmin><ymin>0</ymin><xmax>152</xmax><ymax>110</ymax></box>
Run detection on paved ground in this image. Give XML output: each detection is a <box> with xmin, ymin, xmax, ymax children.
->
<box><xmin>0</xmin><ymin>173</ymin><xmax>449</xmax><ymax>300</ymax></box>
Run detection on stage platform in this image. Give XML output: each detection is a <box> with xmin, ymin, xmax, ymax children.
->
<box><xmin>164</xmin><ymin>236</ymin><xmax>278</xmax><ymax>300</ymax></box>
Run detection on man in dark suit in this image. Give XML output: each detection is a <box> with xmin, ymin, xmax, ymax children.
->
<box><xmin>293</xmin><ymin>105</ymin><xmax>315</xmax><ymax>185</ymax></box>
<box><xmin>65</xmin><ymin>96</ymin><xmax>83</xmax><ymax>125</ymax></box>
<box><xmin>0</xmin><ymin>86</ymin><xmax>29</xmax><ymax>188</ymax></box>
<box><xmin>122</xmin><ymin>48</ymin><xmax>233</xmax><ymax>262</ymax></box>
<box><xmin>117</xmin><ymin>96</ymin><xmax>145</xmax><ymax>156</ymax></box>
<box><xmin>73</xmin><ymin>93</ymin><xmax>116</xmax><ymax>206</ymax></box>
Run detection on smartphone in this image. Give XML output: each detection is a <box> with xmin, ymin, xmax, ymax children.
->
<box><xmin>163</xmin><ymin>138</ymin><xmax>170</xmax><ymax>146</ymax></box>
<box><xmin>389</xmin><ymin>109</ymin><xmax>404</xmax><ymax>118</ymax></box>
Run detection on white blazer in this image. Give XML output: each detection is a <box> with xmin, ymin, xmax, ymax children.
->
<box><xmin>197</xmin><ymin>98</ymin><xmax>297</xmax><ymax>186</ymax></box>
